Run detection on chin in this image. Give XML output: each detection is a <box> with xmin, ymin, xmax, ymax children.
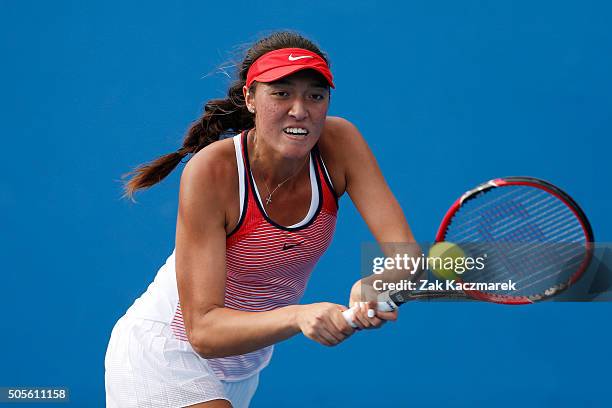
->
<box><xmin>279</xmin><ymin>136</ymin><xmax>317</xmax><ymax>158</ymax></box>
<box><xmin>278</xmin><ymin>145</ymin><xmax>309</xmax><ymax>160</ymax></box>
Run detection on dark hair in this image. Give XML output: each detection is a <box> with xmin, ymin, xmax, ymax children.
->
<box><xmin>121</xmin><ymin>31</ymin><xmax>330</xmax><ymax>200</ymax></box>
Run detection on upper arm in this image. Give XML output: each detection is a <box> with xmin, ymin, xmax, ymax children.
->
<box><xmin>327</xmin><ymin>117</ymin><xmax>415</xmax><ymax>243</ymax></box>
<box><xmin>175</xmin><ymin>147</ymin><xmax>232</xmax><ymax>346</ymax></box>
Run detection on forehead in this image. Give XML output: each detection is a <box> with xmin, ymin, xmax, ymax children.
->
<box><xmin>265</xmin><ymin>69</ymin><xmax>329</xmax><ymax>88</ymax></box>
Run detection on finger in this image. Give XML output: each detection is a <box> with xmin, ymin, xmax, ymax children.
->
<box><xmin>331</xmin><ymin>308</ymin><xmax>355</xmax><ymax>336</ymax></box>
<box><xmin>335</xmin><ymin>304</ymin><xmax>355</xmax><ymax>333</ymax></box>
<box><xmin>363</xmin><ymin>301</ymin><xmax>380</xmax><ymax>326</ymax></box>
<box><xmin>318</xmin><ymin>325</ymin><xmax>342</xmax><ymax>346</ymax></box>
<box><xmin>369</xmin><ymin>316</ymin><xmax>384</xmax><ymax>328</ymax></box>
<box><xmin>366</xmin><ymin>300</ymin><xmax>380</xmax><ymax>317</ymax></box>
<box><xmin>355</xmin><ymin>302</ymin><xmax>373</xmax><ymax>329</ymax></box>
<box><xmin>305</xmin><ymin>330</ymin><xmax>332</xmax><ymax>347</ymax></box>
<box><xmin>308</xmin><ymin>329</ymin><xmax>333</xmax><ymax>346</ymax></box>
<box><xmin>363</xmin><ymin>301</ymin><xmax>385</xmax><ymax>328</ymax></box>
<box><xmin>348</xmin><ymin>305</ymin><xmax>366</xmax><ymax>330</ymax></box>
<box><xmin>363</xmin><ymin>302</ymin><xmax>378</xmax><ymax>328</ymax></box>
<box><xmin>315</xmin><ymin>336</ymin><xmax>333</xmax><ymax>347</ymax></box>
<box><xmin>376</xmin><ymin>310</ymin><xmax>399</xmax><ymax>322</ymax></box>
<box><xmin>327</xmin><ymin>316</ymin><xmax>350</xmax><ymax>342</ymax></box>
<box><xmin>318</xmin><ymin>313</ymin><xmax>346</xmax><ymax>343</ymax></box>
<box><xmin>347</xmin><ymin>303</ymin><xmax>365</xmax><ymax>329</ymax></box>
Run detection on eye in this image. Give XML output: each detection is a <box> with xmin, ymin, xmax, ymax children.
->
<box><xmin>310</xmin><ymin>93</ymin><xmax>326</xmax><ymax>101</ymax></box>
<box><xmin>273</xmin><ymin>91</ymin><xmax>289</xmax><ymax>97</ymax></box>
<box><xmin>310</xmin><ymin>93</ymin><xmax>327</xmax><ymax>102</ymax></box>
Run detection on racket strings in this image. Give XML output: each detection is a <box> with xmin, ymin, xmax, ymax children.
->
<box><xmin>463</xmin><ymin>243</ymin><xmax>584</xmax><ymax>296</ymax></box>
<box><xmin>457</xmin><ymin>244</ymin><xmax>584</xmax><ymax>298</ymax></box>
<box><xmin>449</xmin><ymin>188</ymin><xmax>536</xmax><ymax>232</ymax></box>
<box><xmin>443</xmin><ymin>185</ymin><xmax>588</xmax><ymax>299</ymax></box>
<box><xmin>459</xmin><ymin>200</ymin><xmax>578</xmax><ymax>243</ymax></box>
<box><xmin>448</xmin><ymin>187</ymin><xmax>584</xmax><ymax>242</ymax></box>
<box><xmin>450</xmin><ymin>190</ymin><xmax>578</xmax><ymax>242</ymax></box>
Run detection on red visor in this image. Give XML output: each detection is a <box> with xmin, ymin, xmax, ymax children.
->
<box><xmin>246</xmin><ymin>48</ymin><xmax>334</xmax><ymax>89</ymax></box>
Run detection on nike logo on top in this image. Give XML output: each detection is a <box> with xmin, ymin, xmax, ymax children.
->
<box><xmin>282</xmin><ymin>242</ymin><xmax>303</xmax><ymax>250</ymax></box>
<box><xmin>288</xmin><ymin>54</ymin><xmax>314</xmax><ymax>61</ymax></box>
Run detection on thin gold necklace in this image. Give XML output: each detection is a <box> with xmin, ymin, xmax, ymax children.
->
<box><xmin>258</xmin><ymin>156</ymin><xmax>309</xmax><ymax>206</ymax></box>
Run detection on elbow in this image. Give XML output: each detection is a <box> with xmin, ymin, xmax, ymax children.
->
<box><xmin>188</xmin><ymin>323</ymin><xmax>228</xmax><ymax>359</ymax></box>
<box><xmin>185</xmin><ymin>307</ymin><xmax>227</xmax><ymax>358</ymax></box>
<box><xmin>191</xmin><ymin>340</ymin><xmax>216</xmax><ymax>359</ymax></box>
<box><xmin>191</xmin><ymin>337</ymin><xmax>230</xmax><ymax>359</ymax></box>
<box><xmin>188</xmin><ymin>324</ymin><xmax>214</xmax><ymax>358</ymax></box>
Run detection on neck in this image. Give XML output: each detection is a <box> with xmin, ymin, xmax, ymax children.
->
<box><xmin>248</xmin><ymin>129</ymin><xmax>309</xmax><ymax>188</ymax></box>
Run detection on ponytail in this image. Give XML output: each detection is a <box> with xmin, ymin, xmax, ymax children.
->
<box><xmin>121</xmin><ymin>30</ymin><xmax>328</xmax><ymax>201</ymax></box>
<box><xmin>121</xmin><ymin>81</ymin><xmax>253</xmax><ymax>200</ymax></box>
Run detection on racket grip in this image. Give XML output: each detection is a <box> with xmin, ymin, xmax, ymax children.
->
<box><xmin>342</xmin><ymin>301</ymin><xmax>397</xmax><ymax>328</ymax></box>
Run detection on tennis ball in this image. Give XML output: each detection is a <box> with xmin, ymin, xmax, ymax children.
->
<box><xmin>428</xmin><ymin>242</ymin><xmax>466</xmax><ymax>280</ymax></box>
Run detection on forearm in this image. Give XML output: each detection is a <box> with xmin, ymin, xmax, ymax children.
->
<box><xmin>190</xmin><ymin>304</ymin><xmax>303</xmax><ymax>358</ymax></box>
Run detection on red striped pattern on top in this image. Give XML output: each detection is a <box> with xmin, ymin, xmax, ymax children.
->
<box><xmin>170</xmin><ymin>132</ymin><xmax>339</xmax><ymax>381</ymax></box>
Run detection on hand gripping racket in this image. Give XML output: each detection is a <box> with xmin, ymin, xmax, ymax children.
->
<box><xmin>343</xmin><ymin>176</ymin><xmax>594</xmax><ymax>327</ymax></box>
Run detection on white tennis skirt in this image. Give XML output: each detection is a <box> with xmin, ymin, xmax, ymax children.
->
<box><xmin>104</xmin><ymin>315</ymin><xmax>259</xmax><ymax>408</ymax></box>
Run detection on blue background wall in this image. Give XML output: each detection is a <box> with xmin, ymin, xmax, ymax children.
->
<box><xmin>1</xmin><ymin>1</ymin><xmax>611</xmax><ymax>406</ymax></box>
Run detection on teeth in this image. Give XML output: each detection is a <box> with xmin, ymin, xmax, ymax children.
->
<box><xmin>284</xmin><ymin>127</ymin><xmax>308</xmax><ymax>135</ymax></box>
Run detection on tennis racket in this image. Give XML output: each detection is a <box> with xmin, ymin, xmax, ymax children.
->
<box><xmin>343</xmin><ymin>176</ymin><xmax>594</xmax><ymax>327</ymax></box>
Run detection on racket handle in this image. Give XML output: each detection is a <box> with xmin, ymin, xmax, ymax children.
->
<box><xmin>342</xmin><ymin>300</ymin><xmax>397</xmax><ymax>328</ymax></box>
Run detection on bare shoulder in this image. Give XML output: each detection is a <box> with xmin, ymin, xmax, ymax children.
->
<box><xmin>178</xmin><ymin>137</ymin><xmax>238</xmax><ymax>225</ymax></box>
<box><xmin>318</xmin><ymin>116</ymin><xmax>371</xmax><ymax>196</ymax></box>
<box><xmin>323</xmin><ymin>116</ymin><xmax>360</xmax><ymax>140</ymax></box>
<box><xmin>321</xmin><ymin>116</ymin><xmax>370</xmax><ymax>155</ymax></box>
<box><xmin>181</xmin><ymin>138</ymin><xmax>236</xmax><ymax>184</ymax></box>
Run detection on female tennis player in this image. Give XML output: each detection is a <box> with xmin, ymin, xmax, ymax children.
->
<box><xmin>104</xmin><ymin>31</ymin><xmax>415</xmax><ymax>408</ymax></box>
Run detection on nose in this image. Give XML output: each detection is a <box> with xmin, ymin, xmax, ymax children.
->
<box><xmin>288</xmin><ymin>98</ymin><xmax>308</xmax><ymax>121</ymax></box>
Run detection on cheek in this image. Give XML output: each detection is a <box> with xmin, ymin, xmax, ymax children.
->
<box><xmin>260</xmin><ymin>103</ymin><xmax>282</xmax><ymax>117</ymax></box>
<box><xmin>315</xmin><ymin>97</ymin><xmax>330</xmax><ymax>114</ymax></box>
<box><xmin>312</xmin><ymin>104</ymin><xmax>329</xmax><ymax>125</ymax></box>
<box><xmin>256</xmin><ymin>103</ymin><xmax>285</xmax><ymax>125</ymax></box>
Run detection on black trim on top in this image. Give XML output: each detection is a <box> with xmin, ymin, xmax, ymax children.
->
<box><xmin>243</xmin><ymin>130</ymin><xmax>323</xmax><ymax>232</ymax></box>
<box><xmin>459</xmin><ymin>180</ymin><xmax>498</xmax><ymax>205</ymax></box>
<box><xmin>226</xmin><ymin>131</ymin><xmax>250</xmax><ymax>238</ymax></box>
<box><xmin>313</xmin><ymin>143</ymin><xmax>339</xmax><ymax>210</ymax></box>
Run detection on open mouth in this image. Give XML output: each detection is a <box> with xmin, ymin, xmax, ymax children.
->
<box><xmin>283</xmin><ymin>127</ymin><xmax>309</xmax><ymax>137</ymax></box>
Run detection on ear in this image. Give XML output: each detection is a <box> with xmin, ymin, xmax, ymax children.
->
<box><xmin>243</xmin><ymin>85</ymin><xmax>255</xmax><ymax>113</ymax></box>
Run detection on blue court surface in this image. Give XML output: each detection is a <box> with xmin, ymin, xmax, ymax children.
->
<box><xmin>1</xmin><ymin>1</ymin><xmax>611</xmax><ymax>406</ymax></box>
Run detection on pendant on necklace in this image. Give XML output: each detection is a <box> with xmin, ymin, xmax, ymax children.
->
<box><xmin>265</xmin><ymin>196</ymin><xmax>272</xmax><ymax>205</ymax></box>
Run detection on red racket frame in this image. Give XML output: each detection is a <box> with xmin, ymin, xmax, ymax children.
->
<box><xmin>433</xmin><ymin>176</ymin><xmax>594</xmax><ymax>305</ymax></box>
